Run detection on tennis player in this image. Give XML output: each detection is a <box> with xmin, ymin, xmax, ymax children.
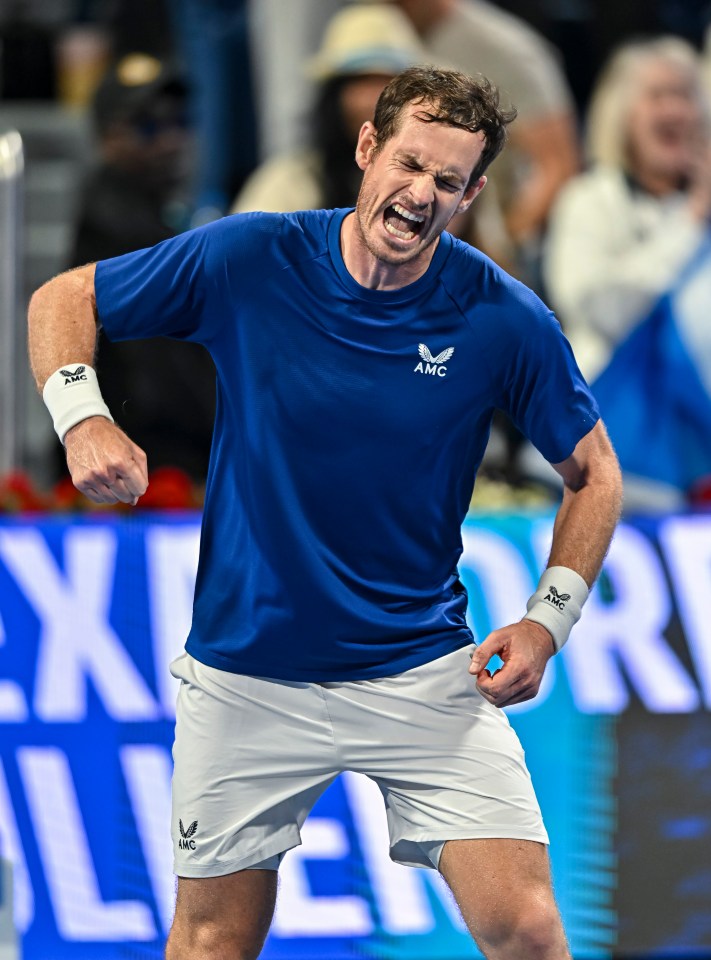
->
<box><xmin>29</xmin><ymin>67</ymin><xmax>622</xmax><ymax>960</ymax></box>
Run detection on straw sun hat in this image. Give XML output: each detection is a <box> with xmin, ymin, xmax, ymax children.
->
<box><xmin>306</xmin><ymin>3</ymin><xmax>427</xmax><ymax>81</ymax></box>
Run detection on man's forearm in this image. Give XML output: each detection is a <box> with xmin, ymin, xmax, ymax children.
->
<box><xmin>548</xmin><ymin>460</ymin><xmax>623</xmax><ymax>587</ymax></box>
<box><xmin>28</xmin><ymin>261</ymin><xmax>148</xmax><ymax>505</ymax></box>
<box><xmin>28</xmin><ymin>264</ymin><xmax>99</xmax><ymax>391</ymax></box>
<box><xmin>517</xmin><ymin>426</ymin><xmax>622</xmax><ymax>655</ymax></box>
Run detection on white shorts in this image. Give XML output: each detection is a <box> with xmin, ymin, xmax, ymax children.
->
<box><xmin>170</xmin><ymin>646</ymin><xmax>548</xmax><ymax>878</ymax></box>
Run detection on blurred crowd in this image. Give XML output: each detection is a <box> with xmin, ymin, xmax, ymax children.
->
<box><xmin>2</xmin><ymin>0</ymin><xmax>711</xmax><ymax>511</ymax></box>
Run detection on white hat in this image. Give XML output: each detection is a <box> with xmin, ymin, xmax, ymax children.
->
<box><xmin>307</xmin><ymin>3</ymin><xmax>426</xmax><ymax>82</ymax></box>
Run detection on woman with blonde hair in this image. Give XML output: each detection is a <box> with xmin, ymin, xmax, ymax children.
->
<box><xmin>544</xmin><ymin>36</ymin><xmax>711</xmax><ymax>382</ymax></box>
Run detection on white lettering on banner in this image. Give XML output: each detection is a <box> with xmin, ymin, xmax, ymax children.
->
<box><xmin>0</xmin><ymin>610</ymin><xmax>28</xmax><ymax>722</ymax></box>
<box><xmin>17</xmin><ymin>747</ymin><xmax>156</xmax><ymax>940</ymax></box>
<box><xmin>273</xmin><ymin>818</ymin><xmax>372</xmax><ymax>936</ymax></box>
<box><xmin>146</xmin><ymin>526</ymin><xmax>200</xmax><ymax>716</ymax></box>
<box><xmin>563</xmin><ymin>525</ymin><xmax>700</xmax><ymax>712</ymax></box>
<box><xmin>660</xmin><ymin>516</ymin><xmax>711</xmax><ymax>707</ymax></box>
<box><xmin>341</xmin><ymin>772</ymin><xmax>435</xmax><ymax>933</ymax></box>
<box><xmin>120</xmin><ymin>745</ymin><xmax>175</xmax><ymax>934</ymax></box>
<box><xmin>0</xmin><ymin>529</ymin><xmax>159</xmax><ymax>721</ymax></box>
<box><xmin>460</xmin><ymin>527</ymin><xmax>555</xmax><ymax>711</ymax></box>
<box><xmin>0</xmin><ymin>760</ymin><xmax>34</xmax><ymax>932</ymax></box>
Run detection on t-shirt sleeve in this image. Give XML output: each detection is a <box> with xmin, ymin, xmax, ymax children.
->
<box><xmin>499</xmin><ymin>305</ymin><xmax>600</xmax><ymax>463</ymax></box>
<box><xmin>95</xmin><ymin>225</ymin><xmax>215</xmax><ymax>343</ymax></box>
<box><xmin>94</xmin><ymin>213</ymin><xmax>277</xmax><ymax>345</ymax></box>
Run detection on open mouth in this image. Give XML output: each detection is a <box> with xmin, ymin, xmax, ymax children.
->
<box><xmin>383</xmin><ymin>203</ymin><xmax>426</xmax><ymax>241</ymax></box>
<box><xmin>652</xmin><ymin>121</ymin><xmax>687</xmax><ymax>147</ymax></box>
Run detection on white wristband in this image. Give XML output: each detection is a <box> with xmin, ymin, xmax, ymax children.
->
<box><xmin>42</xmin><ymin>364</ymin><xmax>114</xmax><ymax>444</ymax></box>
<box><xmin>523</xmin><ymin>565</ymin><xmax>589</xmax><ymax>653</ymax></box>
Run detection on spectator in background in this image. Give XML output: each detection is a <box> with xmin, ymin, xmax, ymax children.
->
<box><xmin>232</xmin><ymin>3</ymin><xmax>426</xmax><ymax>214</ymax></box>
<box><xmin>66</xmin><ymin>52</ymin><xmax>216</xmax><ymax>481</ymax></box>
<box><xmin>71</xmin><ymin>53</ymin><xmax>191</xmax><ymax>262</ymax></box>
<box><xmin>544</xmin><ymin>37</ymin><xmax>711</xmax><ymax>383</ymax></box>
<box><xmin>392</xmin><ymin>0</ymin><xmax>579</xmax><ymax>287</ymax></box>
<box><xmin>542</xmin><ymin>37</ymin><xmax>711</xmax><ymax>507</ymax></box>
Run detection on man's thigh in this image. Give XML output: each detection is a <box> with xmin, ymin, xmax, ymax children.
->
<box><xmin>327</xmin><ymin>646</ymin><xmax>548</xmax><ymax>868</ymax></box>
<box><xmin>439</xmin><ymin>838</ymin><xmax>570</xmax><ymax>958</ymax></box>
<box><xmin>167</xmin><ymin>870</ymin><xmax>277</xmax><ymax>959</ymax></box>
<box><xmin>170</xmin><ymin>653</ymin><xmax>338</xmax><ymax>876</ymax></box>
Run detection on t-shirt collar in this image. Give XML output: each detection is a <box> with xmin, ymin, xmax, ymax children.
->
<box><xmin>327</xmin><ymin>207</ymin><xmax>452</xmax><ymax>304</ymax></box>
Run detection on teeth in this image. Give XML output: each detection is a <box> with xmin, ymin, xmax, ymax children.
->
<box><xmin>392</xmin><ymin>203</ymin><xmax>425</xmax><ymax>223</ymax></box>
<box><xmin>384</xmin><ymin>221</ymin><xmax>415</xmax><ymax>240</ymax></box>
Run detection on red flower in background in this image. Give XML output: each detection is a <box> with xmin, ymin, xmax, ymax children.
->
<box><xmin>688</xmin><ymin>474</ymin><xmax>711</xmax><ymax>507</ymax></box>
<box><xmin>0</xmin><ymin>471</ymin><xmax>48</xmax><ymax>513</ymax></box>
<box><xmin>133</xmin><ymin>466</ymin><xmax>199</xmax><ymax>510</ymax></box>
<box><xmin>0</xmin><ymin>467</ymin><xmax>203</xmax><ymax>513</ymax></box>
<box><xmin>51</xmin><ymin>475</ymin><xmax>90</xmax><ymax>512</ymax></box>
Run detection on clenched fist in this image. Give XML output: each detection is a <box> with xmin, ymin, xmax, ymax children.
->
<box><xmin>64</xmin><ymin>416</ymin><xmax>148</xmax><ymax>505</ymax></box>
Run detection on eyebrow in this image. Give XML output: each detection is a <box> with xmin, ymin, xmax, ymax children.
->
<box><xmin>396</xmin><ymin>151</ymin><xmax>466</xmax><ymax>187</ymax></box>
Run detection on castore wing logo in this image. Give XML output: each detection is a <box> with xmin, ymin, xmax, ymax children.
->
<box><xmin>60</xmin><ymin>365</ymin><xmax>88</xmax><ymax>385</ymax></box>
<box><xmin>544</xmin><ymin>585</ymin><xmax>571</xmax><ymax>610</ymax></box>
<box><xmin>178</xmin><ymin>818</ymin><xmax>198</xmax><ymax>850</ymax></box>
<box><xmin>414</xmin><ymin>343</ymin><xmax>455</xmax><ymax>378</ymax></box>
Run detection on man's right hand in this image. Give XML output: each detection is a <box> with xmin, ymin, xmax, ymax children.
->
<box><xmin>64</xmin><ymin>416</ymin><xmax>148</xmax><ymax>505</ymax></box>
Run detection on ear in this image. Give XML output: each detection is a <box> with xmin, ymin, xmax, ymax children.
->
<box><xmin>355</xmin><ymin>121</ymin><xmax>378</xmax><ymax>171</ymax></box>
<box><xmin>457</xmin><ymin>175</ymin><xmax>487</xmax><ymax>214</ymax></box>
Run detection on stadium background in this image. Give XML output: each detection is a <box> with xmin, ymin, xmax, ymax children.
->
<box><xmin>1</xmin><ymin>511</ymin><xmax>710</xmax><ymax>958</ymax></box>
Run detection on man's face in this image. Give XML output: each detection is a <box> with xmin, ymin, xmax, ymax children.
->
<box><xmin>104</xmin><ymin>93</ymin><xmax>191</xmax><ymax>191</ymax></box>
<box><xmin>353</xmin><ymin>102</ymin><xmax>486</xmax><ymax>271</ymax></box>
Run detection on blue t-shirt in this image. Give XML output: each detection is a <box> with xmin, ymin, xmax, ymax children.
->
<box><xmin>95</xmin><ymin>208</ymin><xmax>599</xmax><ymax>681</ymax></box>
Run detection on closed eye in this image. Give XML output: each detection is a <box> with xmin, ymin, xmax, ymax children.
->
<box><xmin>398</xmin><ymin>156</ymin><xmax>462</xmax><ymax>192</ymax></box>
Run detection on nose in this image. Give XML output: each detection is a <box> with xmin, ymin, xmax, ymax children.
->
<box><xmin>409</xmin><ymin>172</ymin><xmax>436</xmax><ymax>208</ymax></box>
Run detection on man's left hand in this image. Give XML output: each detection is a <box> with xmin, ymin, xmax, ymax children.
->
<box><xmin>469</xmin><ymin>620</ymin><xmax>555</xmax><ymax>708</ymax></box>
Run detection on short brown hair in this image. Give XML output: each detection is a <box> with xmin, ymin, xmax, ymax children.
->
<box><xmin>372</xmin><ymin>65</ymin><xmax>517</xmax><ymax>186</ymax></box>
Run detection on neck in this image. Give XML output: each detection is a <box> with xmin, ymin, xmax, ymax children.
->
<box><xmin>340</xmin><ymin>212</ymin><xmax>438</xmax><ymax>291</ymax></box>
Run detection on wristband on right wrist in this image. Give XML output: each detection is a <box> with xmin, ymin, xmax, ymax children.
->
<box><xmin>42</xmin><ymin>363</ymin><xmax>114</xmax><ymax>444</ymax></box>
<box><xmin>523</xmin><ymin>565</ymin><xmax>589</xmax><ymax>653</ymax></box>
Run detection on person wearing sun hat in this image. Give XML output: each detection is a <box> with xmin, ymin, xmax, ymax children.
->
<box><xmin>232</xmin><ymin>3</ymin><xmax>427</xmax><ymax>214</ymax></box>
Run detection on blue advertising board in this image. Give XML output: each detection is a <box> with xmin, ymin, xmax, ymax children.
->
<box><xmin>0</xmin><ymin>512</ymin><xmax>710</xmax><ymax>958</ymax></box>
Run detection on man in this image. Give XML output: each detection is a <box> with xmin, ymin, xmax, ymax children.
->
<box><xmin>29</xmin><ymin>67</ymin><xmax>622</xmax><ymax>960</ymax></box>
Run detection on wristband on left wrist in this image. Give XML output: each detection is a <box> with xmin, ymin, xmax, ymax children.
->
<box><xmin>523</xmin><ymin>565</ymin><xmax>589</xmax><ymax>653</ymax></box>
